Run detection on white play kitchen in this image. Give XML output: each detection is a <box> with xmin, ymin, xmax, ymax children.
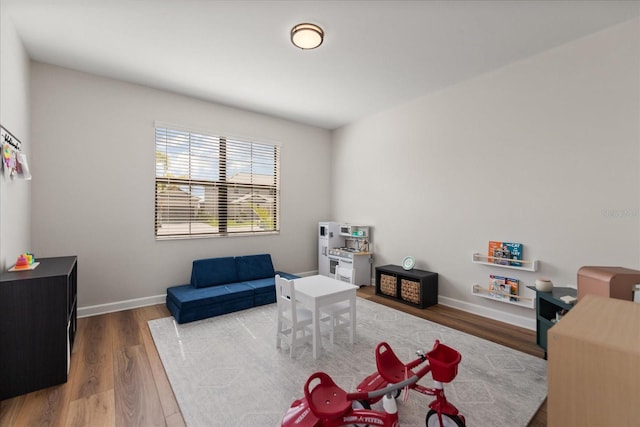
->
<box><xmin>318</xmin><ymin>222</ymin><xmax>373</xmax><ymax>286</ymax></box>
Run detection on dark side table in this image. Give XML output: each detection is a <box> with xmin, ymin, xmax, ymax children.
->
<box><xmin>527</xmin><ymin>285</ymin><xmax>577</xmax><ymax>358</ymax></box>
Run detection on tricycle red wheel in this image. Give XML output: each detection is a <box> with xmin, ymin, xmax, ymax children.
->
<box><xmin>426</xmin><ymin>409</ymin><xmax>466</xmax><ymax>427</ymax></box>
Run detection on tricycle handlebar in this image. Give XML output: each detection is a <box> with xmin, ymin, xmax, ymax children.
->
<box><xmin>347</xmin><ymin>372</ymin><xmax>421</xmax><ymax>401</ymax></box>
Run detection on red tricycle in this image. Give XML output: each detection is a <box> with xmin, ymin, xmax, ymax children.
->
<box><xmin>280</xmin><ymin>340</ymin><xmax>466</xmax><ymax>427</ymax></box>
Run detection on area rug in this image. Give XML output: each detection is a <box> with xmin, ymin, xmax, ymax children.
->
<box><xmin>148</xmin><ymin>298</ymin><xmax>546</xmax><ymax>427</ymax></box>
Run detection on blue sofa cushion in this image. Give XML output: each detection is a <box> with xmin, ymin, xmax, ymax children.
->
<box><xmin>235</xmin><ymin>254</ymin><xmax>275</xmax><ymax>282</ymax></box>
<box><xmin>243</xmin><ymin>278</ymin><xmax>276</xmax><ymax>306</ymax></box>
<box><xmin>241</xmin><ymin>272</ymin><xmax>298</xmax><ymax>293</ymax></box>
<box><xmin>191</xmin><ymin>257</ymin><xmax>238</xmax><ymax>288</ymax></box>
<box><xmin>168</xmin><ymin>282</ymin><xmax>254</xmax><ymax>310</ymax></box>
<box><xmin>243</xmin><ymin>277</ymin><xmax>274</xmax><ymax>294</ymax></box>
<box><xmin>166</xmin><ymin>291</ymin><xmax>254</xmax><ymax>324</ymax></box>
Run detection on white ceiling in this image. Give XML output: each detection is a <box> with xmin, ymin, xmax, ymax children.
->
<box><xmin>3</xmin><ymin>0</ymin><xmax>639</xmax><ymax>130</ymax></box>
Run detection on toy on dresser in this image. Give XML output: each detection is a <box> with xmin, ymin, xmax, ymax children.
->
<box><xmin>10</xmin><ymin>252</ymin><xmax>38</xmax><ymax>271</ymax></box>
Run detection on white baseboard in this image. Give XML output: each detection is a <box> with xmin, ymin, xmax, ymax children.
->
<box><xmin>77</xmin><ymin>280</ymin><xmax>536</xmax><ymax>331</ymax></box>
<box><xmin>282</xmin><ymin>269</ymin><xmax>536</xmax><ymax>330</ymax></box>
<box><xmin>77</xmin><ymin>270</ymin><xmax>318</xmax><ymax>318</ymax></box>
<box><xmin>438</xmin><ymin>295</ymin><xmax>536</xmax><ymax>331</ymax></box>
<box><xmin>78</xmin><ymin>294</ymin><xmax>166</xmax><ymax>318</ymax></box>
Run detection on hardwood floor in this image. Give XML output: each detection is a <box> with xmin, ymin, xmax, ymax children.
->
<box><xmin>0</xmin><ymin>305</ymin><xmax>183</xmax><ymax>427</ymax></box>
<box><xmin>0</xmin><ymin>288</ymin><xmax>546</xmax><ymax>426</ymax></box>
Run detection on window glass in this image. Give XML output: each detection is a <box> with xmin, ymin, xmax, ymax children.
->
<box><xmin>155</xmin><ymin>126</ymin><xmax>280</xmax><ymax>239</ymax></box>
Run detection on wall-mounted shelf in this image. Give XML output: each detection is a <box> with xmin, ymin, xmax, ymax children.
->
<box><xmin>472</xmin><ymin>284</ymin><xmax>535</xmax><ymax>309</ymax></box>
<box><xmin>472</xmin><ymin>253</ymin><xmax>539</xmax><ymax>272</ymax></box>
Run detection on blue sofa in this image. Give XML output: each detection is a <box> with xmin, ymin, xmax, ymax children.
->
<box><xmin>166</xmin><ymin>254</ymin><xmax>298</xmax><ymax>324</ymax></box>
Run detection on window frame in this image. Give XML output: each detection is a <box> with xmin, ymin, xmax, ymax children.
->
<box><xmin>154</xmin><ymin>123</ymin><xmax>281</xmax><ymax>240</ymax></box>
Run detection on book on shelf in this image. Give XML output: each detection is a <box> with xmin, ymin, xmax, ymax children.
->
<box><xmin>505</xmin><ymin>277</ymin><xmax>519</xmax><ymax>301</ymax></box>
<box><xmin>489</xmin><ymin>275</ymin><xmax>506</xmax><ymax>299</ymax></box>
<box><xmin>488</xmin><ymin>241</ymin><xmax>523</xmax><ymax>267</ymax></box>
<box><xmin>489</xmin><ymin>275</ymin><xmax>519</xmax><ymax>300</ymax></box>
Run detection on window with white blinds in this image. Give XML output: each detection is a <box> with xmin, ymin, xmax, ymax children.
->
<box><xmin>155</xmin><ymin>126</ymin><xmax>280</xmax><ymax>239</ymax></box>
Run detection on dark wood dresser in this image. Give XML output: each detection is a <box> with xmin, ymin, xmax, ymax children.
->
<box><xmin>0</xmin><ymin>256</ymin><xmax>77</xmax><ymax>399</ymax></box>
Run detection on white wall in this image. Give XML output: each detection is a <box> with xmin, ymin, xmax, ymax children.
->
<box><xmin>20</xmin><ymin>16</ymin><xmax>640</xmax><ymax>329</ymax></box>
<box><xmin>332</xmin><ymin>19</ymin><xmax>640</xmax><ymax>329</ymax></box>
<box><xmin>30</xmin><ymin>63</ymin><xmax>332</xmax><ymax>312</ymax></box>
<box><xmin>0</xmin><ymin>9</ymin><xmax>31</xmax><ymax>271</ymax></box>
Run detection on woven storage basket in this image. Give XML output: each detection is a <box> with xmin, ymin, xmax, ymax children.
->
<box><xmin>400</xmin><ymin>279</ymin><xmax>420</xmax><ymax>304</ymax></box>
<box><xmin>380</xmin><ymin>274</ymin><xmax>397</xmax><ymax>297</ymax></box>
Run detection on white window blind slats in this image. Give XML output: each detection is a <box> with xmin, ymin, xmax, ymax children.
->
<box><xmin>155</xmin><ymin>127</ymin><xmax>280</xmax><ymax>239</ymax></box>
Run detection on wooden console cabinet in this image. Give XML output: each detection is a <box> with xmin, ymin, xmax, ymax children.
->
<box><xmin>548</xmin><ymin>295</ymin><xmax>640</xmax><ymax>427</ymax></box>
<box><xmin>0</xmin><ymin>256</ymin><xmax>78</xmax><ymax>399</ymax></box>
<box><xmin>375</xmin><ymin>265</ymin><xmax>438</xmax><ymax>308</ymax></box>
<box><xmin>577</xmin><ymin>266</ymin><xmax>640</xmax><ymax>301</ymax></box>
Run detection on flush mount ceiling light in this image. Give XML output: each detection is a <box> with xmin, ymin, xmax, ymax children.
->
<box><xmin>290</xmin><ymin>23</ymin><xmax>324</xmax><ymax>50</ymax></box>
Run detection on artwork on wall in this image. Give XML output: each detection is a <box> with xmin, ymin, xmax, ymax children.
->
<box><xmin>1</xmin><ymin>125</ymin><xmax>31</xmax><ymax>180</ymax></box>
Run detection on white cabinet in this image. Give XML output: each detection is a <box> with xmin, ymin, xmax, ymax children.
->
<box><xmin>338</xmin><ymin>254</ymin><xmax>372</xmax><ymax>286</ymax></box>
<box><xmin>318</xmin><ymin>221</ymin><xmax>343</xmax><ymax>277</ymax></box>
